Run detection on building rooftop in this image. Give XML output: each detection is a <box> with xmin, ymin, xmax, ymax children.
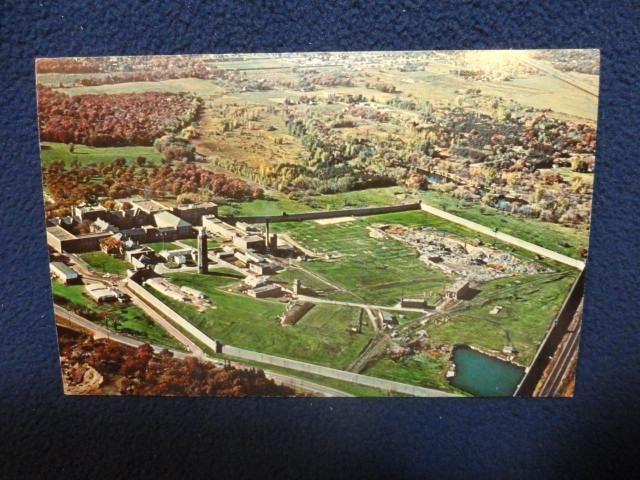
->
<box><xmin>121</xmin><ymin>197</ymin><xmax>169</xmax><ymax>214</ymax></box>
<box><xmin>174</xmin><ymin>202</ymin><xmax>218</xmax><ymax>211</ymax></box>
<box><xmin>46</xmin><ymin>225</ymin><xmax>77</xmax><ymax>241</ymax></box>
<box><xmin>250</xmin><ymin>284</ymin><xmax>281</xmax><ymax>294</ymax></box>
<box><xmin>447</xmin><ymin>279</ymin><xmax>470</xmax><ymax>291</ymax></box>
<box><xmin>75</xmin><ymin>204</ymin><xmax>107</xmax><ymax>214</ymax></box>
<box><xmin>50</xmin><ymin>262</ymin><xmax>78</xmax><ymax>278</ymax></box>
<box><xmin>153</xmin><ymin>211</ymin><xmax>192</xmax><ymax>229</ymax></box>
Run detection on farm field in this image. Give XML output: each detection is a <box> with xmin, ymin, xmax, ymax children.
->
<box><xmin>40</xmin><ymin>142</ymin><xmax>162</xmax><ymax>166</ymax></box>
<box><xmin>51</xmin><ymin>280</ymin><xmax>182</xmax><ymax>349</ymax></box>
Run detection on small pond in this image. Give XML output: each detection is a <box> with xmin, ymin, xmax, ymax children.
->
<box><xmin>449</xmin><ymin>345</ymin><xmax>525</xmax><ymax>397</ymax></box>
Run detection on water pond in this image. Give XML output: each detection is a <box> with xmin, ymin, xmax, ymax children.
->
<box><xmin>449</xmin><ymin>345</ymin><xmax>525</xmax><ymax>397</ymax></box>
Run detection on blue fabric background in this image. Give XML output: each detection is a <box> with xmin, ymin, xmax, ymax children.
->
<box><xmin>1</xmin><ymin>1</ymin><xmax>638</xmax><ymax>478</ymax></box>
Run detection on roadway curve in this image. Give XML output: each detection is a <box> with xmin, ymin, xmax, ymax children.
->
<box><xmin>420</xmin><ymin>203</ymin><xmax>585</xmax><ymax>270</ymax></box>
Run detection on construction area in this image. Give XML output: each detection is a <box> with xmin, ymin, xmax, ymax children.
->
<box><xmin>369</xmin><ymin>223</ymin><xmax>549</xmax><ymax>282</ymax></box>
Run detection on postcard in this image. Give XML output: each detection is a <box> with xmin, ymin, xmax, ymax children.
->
<box><xmin>37</xmin><ymin>50</ymin><xmax>598</xmax><ymax>396</ymax></box>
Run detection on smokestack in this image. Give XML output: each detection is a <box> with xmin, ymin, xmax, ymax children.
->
<box><xmin>265</xmin><ymin>220</ymin><xmax>270</xmax><ymax>251</ymax></box>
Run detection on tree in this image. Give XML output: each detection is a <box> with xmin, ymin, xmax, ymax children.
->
<box><xmin>135</xmin><ymin>156</ymin><xmax>146</xmax><ymax>167</ymax></box>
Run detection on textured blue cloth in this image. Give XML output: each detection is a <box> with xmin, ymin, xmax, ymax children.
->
<box><xmin>1</xmin><ymin>1</ymin><xmax>639</xmax><ymax>478</ymax></box>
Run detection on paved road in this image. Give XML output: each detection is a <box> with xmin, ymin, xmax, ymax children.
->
<box><xmin>419</xmin><ymin>203</ymin><xmax>585</xmax><ymax>270</ymax></box>
<box><xmin>297</xmin><ymin>294</ymin><xmax>430</xmax><ymax>313</ymax></box>
<box><xmin>55</xmin><ymin>306</ymin><xmax>351</xmax><ymax>397</ymax></box>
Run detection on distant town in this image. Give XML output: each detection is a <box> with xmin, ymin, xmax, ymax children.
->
<box><xmin>38</xmin><ymin>50</ymin><xmax>598</xmax><ymax>397</ymax></box>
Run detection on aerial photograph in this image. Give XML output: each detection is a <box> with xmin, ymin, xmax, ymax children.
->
<box><xmin>36</xmin><ymin>49</ymin><xmax>598</xmax><ymax>397</ymax></box>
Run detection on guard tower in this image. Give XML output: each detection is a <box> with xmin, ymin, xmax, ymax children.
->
<box><xmin>198</xmin><ymin>227</ymin><xmax>208</xmax><ymax>274</ymax></box>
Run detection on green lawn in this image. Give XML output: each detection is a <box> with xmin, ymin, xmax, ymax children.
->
<box><xmin>179</xmin><ymin>238</ymin><xmax>220</xmax><ymax>249</ymax></box>
<box><xmin>80</xmin><ymin>252</ymin><xmax>131</xmax><ymax>274</ymax></box>
<box><xmin>364</xmin><ymin>354</ymin><xmax>466</xmax><ymax>395</ymax></box>
<box><xmin>51</xmin><ymin>280</ymin><xmax>183</xmax><ymax>350</ymax></box>
<box><xmin>144</xmin><ymin>241</ymin><xmax>181</xmax><ymax>253</ymax></box>
<box><xmin>271</xmin><ymin>267</ymin><xmax>340</xmax><ymax>294</ymax></box>
<box><xmin>218</xmin><ymin>192</ymin><xmax>310</xmax><ymax>217</ymax></box>
<box><xmin>166</xmin><ymin>269</ymin><xmax>244</xmax><ymax>291</ymax></box>
<box><xmin>300</xmin><ymin>186</ymin><xmax>417</xmax><ymax>210</ymax></box>
<box><xmin>271</xmin><ymin>218</ymin><xmax>453</xmax><ymax>305</ymax></box>
<box><xmin>40</xmin><ymin>142</ymin><xmax>162</xmax><ymax>167</ymax></box>
<box><xmin>149</xmin><ymin>277</ymin><xmax>374</xmax><ymax>370</ymax></box>
<box><xmin>219</xmin><ymin>187</ymin><xmax>415</xmax><ymax>217</ymax></box>
<box><xmin>427</xmin><ymin>272</ymin><xmax>577</xmax><ymax>365</ymax></box>
<box><xmin>421</xmin><ymin>190</ymin><xmax>589</xmax><ymax>260</ymax></box>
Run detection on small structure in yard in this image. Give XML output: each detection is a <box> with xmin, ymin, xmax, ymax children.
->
<box><xmin>445</xmin><ymin>279</ymin><xmax>473</xmax><ymax>301</ymax></box>
<box><xmin>144</xmin><ymin>277</ymin><xmax>189</xmax><ymax>302</ymax></box>
<box><xmin>50</xmin><ymin>262</ymin><xmax>80</xmax><ymax>285</ymax></box>
<box><xmin>401</xmin><ymin>297</ymin><xmax>427</xmax><ymax>309</ymax></box>
<box><xmin>180</xmin><ymin>285</ymin><xmax>205</xmax><ymax>299</ymax></box>
<box><xmin>244</xmin><ymin>274</ymin><xmax>269</xmax><ymax>288</ymax></box>
<box><xmin>159</xmin><ymin>248</ymin><xmax>194</xmax><ymax>265</ymax></box>
<box><xmin>490</xmin><ymin>305</ymin><xmax>503</xmax><ymax>315</ymax></box>
<box><xmin>247</xmin><ymin>284</ymin><xmax>282</xmax><ymax>298</ymax></box>
<box><xmin>233</xmin><ymin>234</ymin><xmax>265</xmax><ymax>252</ymax></box>
<box><xmin>249</xmin><ymin>262</ymin><xmax>276</xmax><ymax>275</ymax></box>
<box><xmin>279</xmin><ymin>301</ymin><xmax>315</xmax><ymax>326</ymax></box>
<box><xmin>85</xmin><ymin>283</ymin><xmax>125</xmax><ymax>303</ymax></box>
<box><xmin>380</xmin><ymin>311</ymin><xmax>397</xmax><ymax>326</ymax></box>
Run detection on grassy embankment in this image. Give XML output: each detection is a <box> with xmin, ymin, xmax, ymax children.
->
<box><xmin>51</xmin><ymin>280</ymin><xmax>183</xmax><ymax>350</ymax></box>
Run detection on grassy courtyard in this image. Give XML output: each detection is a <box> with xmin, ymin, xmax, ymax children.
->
<box><xmin>149</xmin><ymin>273</ymin><xmax>374</xmax><ymax>370</ymax></box>
<box><xmin>51</xmin><ymin>280</ymin><xmax>183</xmax><ymax>350</ymax></box>
<box><xmin>79</xmin><ymin>252</ymin><xmax>131</xmax><ymax>274</ymax></box>
<box><xmin>271</xmin><ymin>217</ymin><xmax>453</xmax><ymax>305</ymax></box>
<box><xmin>144</xmin><ymin>241</ymin><xmax>181</xmax><ymax>253</ymax></box>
